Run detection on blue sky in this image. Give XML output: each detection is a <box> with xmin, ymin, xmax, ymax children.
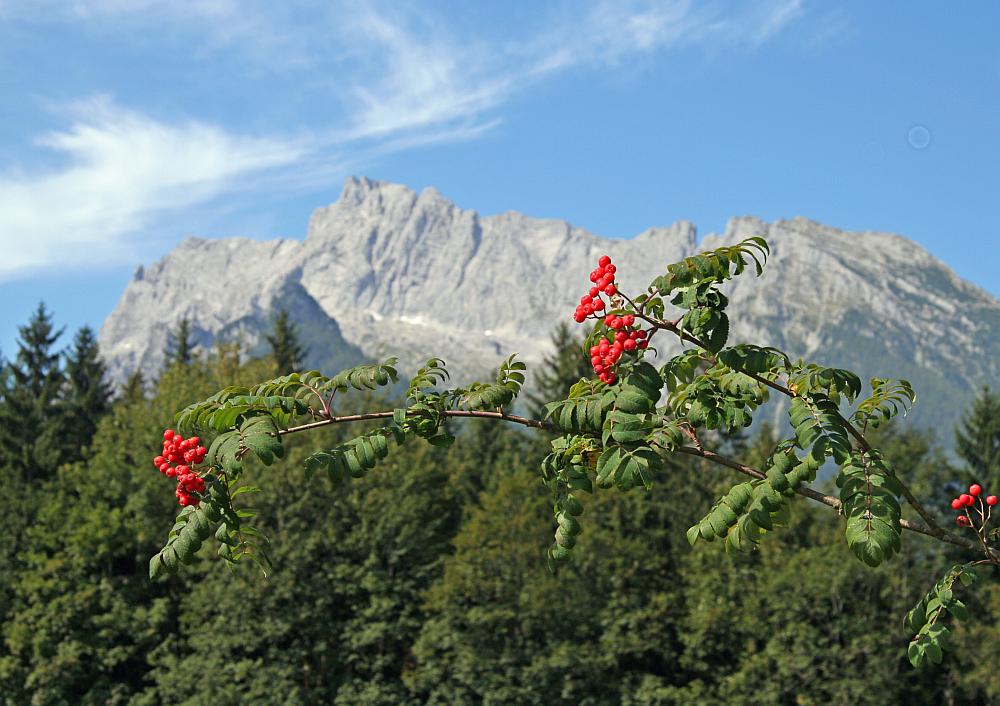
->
<box><xmin>1</xmin><ymin>1</ymin><xmax>999</xmax><ymax>359</ymax></box>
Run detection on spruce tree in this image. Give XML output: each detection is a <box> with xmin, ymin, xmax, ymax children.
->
<box><xmin>120</xmin><ymin>369</ymin><xmax>147</xmax><ymax>405</ymax></box>
<box><xmin>61</xmin><ymin>326</ymin><xmax>114</xmax><ymax>456</ymax></box>
<box><xmin>525</xmin><ymin>322</ymin><xmax>592</xmax><ymax>419</ymax></box>
<box><xmin>265</xmin><ymin>308</ymin><xmax>307</xmax><ymax>374</ymax></box>
<box><xmin>164</xmin><ymin>317</ymin><xmax>196</xmax><ymax>367</ymax></box>
<box><xmin>955</xmin><ymin>385</ymin><xmax>1000</xmax><ymax>490</ymax></box>
<box><xmin>0</xmin><ymin>303</ymin><xmax>66</xmax><ymax>481</ymax></box>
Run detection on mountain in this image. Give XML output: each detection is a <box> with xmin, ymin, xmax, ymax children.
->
<box><xmin>99</xmin><ymin>176</ymin><xmax>1000</xmax><ymax>436</ymax></box>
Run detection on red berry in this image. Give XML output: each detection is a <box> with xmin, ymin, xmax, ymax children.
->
<box><xmin>623</xmin><ymin>339</ymin><xmax>637</xmax><ymax>352</ymax></box>
<box><xmin>970</xmin><ymin>484</ymin><xmax>982</xmax><ymax>496</ymax></box>
<box><xmin>614</xmin><ymin>331</ymin><xmax>627</xmax><ymax>343</ymax></box>
<box><xmin>153</xmin><ymin>455</ymin><xmax>164</xmax><ymax>466</ymax></box>
<box><xmin>589</xmin><ymin>270</ymin><xmax>601</xmax><ymax>283</ymax></box>
<box><xmin>604</xmin><ymin>314</ymin><xmax>616</xmax><ymax>326</ymax></box>
<box><xmin>610</xmin><ymin>318</ymin><xmax>624</xmax><ymax>331</ymax></box>
<box><xmin>158</xmin><ymin>462</ymin><xmax>171</xmax><ymax>474</ymax></box>
<box><xmin>593</xmin><ymin>299</ymin><xmax>605</xmax><ymax>311</ymax></box>
<box><xmin>951</xmin><ymin>498</ymin><xmax>964</xmax><ymax>510</ymax></box>
<box><xmin>635</xmin><ymin>329</ymin><xmax>647</xmax><ymax>340</ymax></box>
<box><xmin>591</xmin><ymin>355</ymin><xmax>602</xmax><ymax>366</ymax></box>
<box><xmin>622</xmin><ymin>315</ymin><xmax>635</xmax><ymax>327</ymax></box>
<box><xmin>574</xmin><ymin>312</ymin><xmax>587</xmax><ymax>323</ymax></box>
<box><xmin>589</xmin><ymin>287</ymin><xmax>599</xmax><ymax>297</ymax></box>
<box><xmin>598</xmin><ymin>255</ymin><xmax>611</xmax><ymax>268</ymax></box>
<box><xmin>605</xmin><ymin>264</ymin><xmax>616</xmax><ymax>274</ymax></box>
<box><xmin>960</xmin><ymin>493</ymin><xmax>974</xmax><ymax>507</ymax></box>
<box><xmin>637</xmin><ymin>339</ymin><xmax>648</xmax><ymax>349</ymax></box>
<box><xmin>987</xmin><ymin>496</ymin><xmax>998</xmax><ymax>506</ymax></box>
<box><xmin>605</xmin><ymin>373</ymin><xmax>617</xmax><ymax>385</ymax></box>
<box><xmin>594</xmin><ymin>364</ymin><xmax>605</xmax><ymax>374</ymax></box>
<box><xmin>163</xmin><ymin>429</ymin><xmax>175</xmax><ymax>440</ymax></box>
<box><xmin>604</xmin><ymin>284</ymin><xmax>617</xmax><ymax>296</ymax></box>
<box><xmin>599</xmin><ymin>274</ymin><xmax>614</xmax><ymax>288</ymax></box>
<box><xmin>956</xmin><ymin>516</ymin><xmax>971</xmax><ymax>527</ymax></box>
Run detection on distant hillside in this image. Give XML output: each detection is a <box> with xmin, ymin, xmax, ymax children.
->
<box><xmin>100</xmin><ymin>177</ymin><xmax>1000</xmax><ymax>438</ymax></box>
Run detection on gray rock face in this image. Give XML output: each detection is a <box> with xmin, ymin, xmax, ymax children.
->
<box><xmin>100</xmin><ymin>176</ymin><xmax>1000</xmax><ymax>435</ymax></box>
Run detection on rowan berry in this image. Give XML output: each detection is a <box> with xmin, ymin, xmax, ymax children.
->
<box><xmin>969</xmin><ymin>484</ymin><xmax>982</xmax><ymax>496</ymax></box>
<box><xmin>988</xmin><ymin>496</ymin><xmax>998</xmax><ymax>506</ymax></box>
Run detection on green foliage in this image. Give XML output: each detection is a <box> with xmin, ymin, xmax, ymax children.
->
<box><xmin>651</xmin><ymin>236</ymin><xmax>769</xmax><ymax>293</ymax></box>
<box><xmin>853</xmin><ymin>377</ymin><xmax>916</xmax><ymax>430</ymax></box>
<box><xmin>648</xmin><ymin>237</ymin><xmax>769</xmax><ymax>353</ymax></box>
<box><xmin>669</xmin><ymin>362</ymin><xmax>769</xmax><ymax>430</ymax></box>
<box><xmin>459</xmin><ymin>353</ymin><xmax>526</xmax><ymax>410</ymax></box>
<box><xmin>837</xmin><ymin>449</ymin><xmax>904</xmax><ymax>567</ymax></box>
<box><xmin>905</xmin><ymin>563</ymin><xmax>979</xmax><ymax>668</ymax></box>
<box><xmin>788</xmin><ymin>394</ymin><xmax>854</xmax><ymax>464</ymax></box>
<box><xmin>687</xmin><ymin>446</ymin><xmax>820</xmax><ymax>552</ymax></box>
<box><xmin>175</xmin><ymin>358</ymin><xmax>399</xmax><ymax>432</ymax></box>
<box><xmin>304</xmin><ymin>423</ymin><xmax>408</xmax><ymax>484</ymax></box>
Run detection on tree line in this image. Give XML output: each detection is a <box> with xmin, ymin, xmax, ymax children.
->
<box><xmin>0</xmin><ymin>309</ymin><xmax>998</xmax><ymax>705</ymax></box>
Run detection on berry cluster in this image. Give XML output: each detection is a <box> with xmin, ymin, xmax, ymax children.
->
<box><xmin>589</xmin><ymin>315</ymin><xmax>648</xmax><ymax>385</ymax></box>
<box><xmin>573</xmin><ymin>255</ymin><xmax>618</xmax><ymax>323</ymax></box>
<box><xmin>573</xmin><ymin>254</ymin><xmax>650</xmax><ymax>385</ymax></box>
<box><xmin>153</xmin><ymin>429</ymin><xmax>208</xmax><ymax>506</ymax></box>
<box><xmin>949</xmin><ymin>483</ymin><xmax>997</xmax><ymax>528</ymax></box>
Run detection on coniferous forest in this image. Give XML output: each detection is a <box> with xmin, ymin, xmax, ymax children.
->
<box><xmin>1</xmin><ymin>305</ymin><xmax>998</xmax><ymax>706</ymax></box>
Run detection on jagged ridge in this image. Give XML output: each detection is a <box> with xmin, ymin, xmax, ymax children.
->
<box><xmin>99</xmin><ymin>177</ymin><xmax>1000</xmax><ymax>437</ymax></box>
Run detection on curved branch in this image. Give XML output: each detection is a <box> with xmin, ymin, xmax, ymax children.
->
<box><xmin>273</xmin><ymin>402</ymin><xmax>998</xmax><ymax>561</ymax></box>
<box><xmin>277</xmin><ymin>408</ymin><xmax>556</xmax><ymax>437</ymax></box>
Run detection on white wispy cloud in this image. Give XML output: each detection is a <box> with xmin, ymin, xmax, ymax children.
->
<box><xmin>0</xmin><ymin>0</ymin><xmax>821</xmax><ymax>280</ymax></box>
<box><xmin>0</xmin><ymin>97</ymin><xmax>304</xmax><ymax>280</ymax></box>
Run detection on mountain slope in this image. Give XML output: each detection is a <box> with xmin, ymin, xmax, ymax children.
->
<box><xmin>99</xmin><ymin>176</ymin><xmax>1000</xmax><ymax>435</ymax></box>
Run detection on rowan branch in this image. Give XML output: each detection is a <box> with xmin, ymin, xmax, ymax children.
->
<box><xmin>276</xmin><ymin>403</ymin><xmax>999</xmax><ymax>561</ymax></box>
<box><xmin>637</xmin><ymin>311</ymin><xmax>948</xmax><ymax>538</ymax></box>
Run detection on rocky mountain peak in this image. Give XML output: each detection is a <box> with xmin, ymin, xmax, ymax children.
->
<box><xmin>99</xmin><ymin>177</ymin><xmax>1000</xmax><ymax>435</ymax></box>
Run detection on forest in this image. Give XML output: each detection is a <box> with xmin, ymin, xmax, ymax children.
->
<box><xmin>1</xmin><ymin>303</ymin><xmax>998</xmax><ymax>706</ymax></box>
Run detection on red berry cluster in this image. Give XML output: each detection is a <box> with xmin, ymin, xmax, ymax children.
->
<box><xmin>571</xmin><ymin>254</ymin><xmax>650</xmax><ymax>385</ymax></box>
<box><xmin>949</xmin><ymin>483</ymin><xmax>997</xmax><ymax>528</ymax></box>
<box><xmin>153</xmin><ymin>429</ymin><xmax>208</xmax><ymax>506</ymax></box>
<box><xmin>589</xmin><ymin>315</ymin><xmax>648</xmax><ymax>385</ymax></box>
<box><xmin>573</xmin><ymin>255</ymin><xmax>617</xmax><ymax>323</ymax></box>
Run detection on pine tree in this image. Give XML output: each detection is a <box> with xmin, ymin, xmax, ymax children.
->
<box><xmin>120</xmin><ymin>369</ymin><xmax>146</xmax><ymax>404</ymax></box>
<box><xmin>164</xmin><ymin>317</ymin><xmax>196</xmax><ymax>367</ymax></box>
<box><xmin>265</xmin><ymin>308</ymin><xmax>307</xmax><ymax>374</ymax></box>
<box><xmin>0</xmin><ymin>303</ymin><xmax>66</xmax><ymax>482</ymax></box>
<box><xmin>525</xmin><ymin>322</ymin><xmax>592</xmax><ymax>419</ymax></box>
<box><xmin>61</xmin><ymin>326</ymin><xmax>114</xmax><ymax>457</ymax></box>
<box><xmin>955</xmin><ymin>386</ymin><xmax>1000</xmax><ymax>490</ymax></box>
